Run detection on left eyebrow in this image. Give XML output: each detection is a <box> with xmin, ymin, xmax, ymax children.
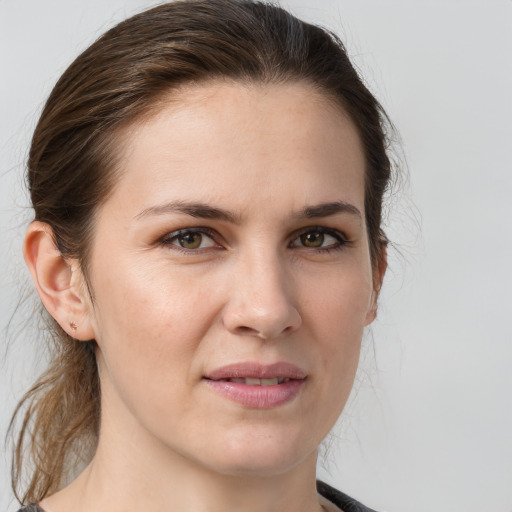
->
<box><xmin>296</xmin><ymin>201</ymin><xmax>362</xmax><ymax>222</ymax></box>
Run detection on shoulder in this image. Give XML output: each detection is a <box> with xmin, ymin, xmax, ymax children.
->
<box><xmin>317</xmin><ymin>480</ymin><xmax>381</xmax><ymax>512</ymax></box>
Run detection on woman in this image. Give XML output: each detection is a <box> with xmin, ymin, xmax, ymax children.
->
<box><xmin>10</xmin><ymin>1</ymin><xmax>393</xmax><ymax>511</ymax></box>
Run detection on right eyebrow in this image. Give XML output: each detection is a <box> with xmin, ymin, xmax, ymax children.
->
<box><xmin>134</xmin><ymin>200</ymin><xmax>241</xmax><ymax>224</ymax></box>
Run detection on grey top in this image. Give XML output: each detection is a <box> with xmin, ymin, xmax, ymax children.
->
<box><xmin>16</xmin><ymin>480</ymin><xmax>379</xmax><ymax>512</ymax></box>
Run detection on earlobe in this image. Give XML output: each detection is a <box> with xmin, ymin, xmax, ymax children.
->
<box><xmin>23</xmin><ymin>221</ymin><xmax>95</xmax><ymax>341</ymax></box>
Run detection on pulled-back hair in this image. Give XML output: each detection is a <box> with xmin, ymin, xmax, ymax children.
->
<box><xmin>10</xmin><ymin>0</ymin><xmax>393</xmax><ymax>504</ymax></box>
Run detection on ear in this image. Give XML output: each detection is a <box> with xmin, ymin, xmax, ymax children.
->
<box><xmin>23</xmin><ymin>221</ymin><xmax>96</xmax><ymax>341</ymax></box>
<box><xmin>365</xmin><ymin>242</ymin><xmax>388</xmax><ymax>325</ymax></box>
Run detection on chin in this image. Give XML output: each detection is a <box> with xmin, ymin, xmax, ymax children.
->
<box><xmin>195</xmin><ymin>427</ymin><xmax>316</xmax><ymax>477</ymax></box>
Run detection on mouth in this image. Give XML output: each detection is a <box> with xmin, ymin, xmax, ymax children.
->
<box><xmin>203</xmin><ymin>362</ymin><xmax>307</xmax><ymax>409</ymax></box>
<box><xmin>204</xmin><ymin>361</ymin><xmax>307</xmax><ymax>382</ymax></box>
<box><xmin>212</xmin><ymin>377</ymin><xmax>292</xmax><ymax>385</ymax></box>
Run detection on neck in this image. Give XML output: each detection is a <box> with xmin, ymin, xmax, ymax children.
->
<box><xmin>44</xmin><ymin>445</ymin><xmax>323</xmax><ymax>512</ymax></box>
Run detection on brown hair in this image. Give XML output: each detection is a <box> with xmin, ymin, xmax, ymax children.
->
<box><xmin>10</xmin><ymin>0</ymin><xmax>393</xmax><ymax>504</ymax></box>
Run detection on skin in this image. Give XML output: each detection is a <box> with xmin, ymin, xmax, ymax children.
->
<box><xmin>25</xmin><ymin>81</ymin><xmax>386</xmax><ymax>512</ymax></box>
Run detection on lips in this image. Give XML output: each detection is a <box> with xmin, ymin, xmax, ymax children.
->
<box><xmin>203</xmin><ymin>362</ymin><xmax>307</xmax><ymax>409</ymax></box>
<box><xmin>226</xmin><ymin>377</ymin><xmax>291</xmax><ymax>385</ymax></box>
<box><xmin>204</xmin><ymin>361</ymin><xmax>307</xmax><ymax>381</ymax></box>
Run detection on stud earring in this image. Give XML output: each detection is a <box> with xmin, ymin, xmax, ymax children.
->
<box><xmin>69</xmin><ymin>321</ymin><xmax>78</xmax><ymax>334</ymax></box>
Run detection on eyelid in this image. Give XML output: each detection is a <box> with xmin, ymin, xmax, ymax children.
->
<box><xmin>291</xmin><ymin>225</ymin><xmax>348</xmax><ymax>239</ymax></box>
<box><xmin>160</xmin><ymin>227</ymin><xmax>223</xmax><ymax>250</ymax></box>
<box><xmin>289</xmin><ymin>226</ymin><xmax>349</xmax><ymax>249</ymax></box>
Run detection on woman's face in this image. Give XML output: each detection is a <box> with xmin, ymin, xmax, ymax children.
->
<box><xmin>83</xmin><ymin>81</ymin><xmax>381</xmax><ymax>476</ymax></box>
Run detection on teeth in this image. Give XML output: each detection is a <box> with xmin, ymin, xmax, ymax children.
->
<box><xmin>226</xmin><ymin>377</ymin><xmax>290</xmax><ymax>385</ymax></box>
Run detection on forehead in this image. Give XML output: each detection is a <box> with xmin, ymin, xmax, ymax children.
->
<box><xmin>107</xmin><ymin>81</ymin><xmax>366</xmax><ymax>222</ymax></box>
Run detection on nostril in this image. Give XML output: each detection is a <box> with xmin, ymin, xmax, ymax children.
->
<box><xmin>236</xmin><ymin>326</ymin><xmax>257</xmax><ymax>335</ymax></box>
<box><xmin>234</xmin><ymin>324</ymin><xmax>295</xmax><ymax>340</ymax></box>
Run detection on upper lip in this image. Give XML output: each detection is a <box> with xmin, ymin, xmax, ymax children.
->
<box><xmin>204</xmin><ymin>362</ymin><xmax>307</xmax><ymax>381</ymax></box>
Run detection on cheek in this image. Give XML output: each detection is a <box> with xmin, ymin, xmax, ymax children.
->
<box><xmin>88</xmin><ymin>256</ymin><xmax>221</xmax><ymax>394</ymax></box>
<box><xmin>301</xmin><ymin>259</ymin><xmax>373</xmax><ymax>337</ymax></box>
<box><xmin>90</xmin><ymin>266</ymin><xmax>215</xmax><ymax>435</ymax></box>
<box><xmin>92</xmin><ymin>253</ymin><xmax>213</xmax><ymax>338</ymax></box>
<box><xmin>300</xmin><ymin>263</ymin><xmax>372</xmax><ymax>402</ymax></box>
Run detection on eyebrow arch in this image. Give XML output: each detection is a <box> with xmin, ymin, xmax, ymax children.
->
<box><xmin>298</xmin><ymin>201</ymin><xmax>362</xmax><ymax>221</ymax></box>
<box><xmin>134</xmin><ymin>200</ymin><xmax>241</xmax><ymax>223</ymax></box>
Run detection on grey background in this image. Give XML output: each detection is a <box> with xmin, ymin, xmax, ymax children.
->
<box><xmin>1</xmin><ymin>1</ymin><xmax>511</xmax><ymax>511</ymax></box>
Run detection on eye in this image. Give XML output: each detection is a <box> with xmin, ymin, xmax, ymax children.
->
<box><xmin>290</xmin><ymin>227</ymin><xmax>347</xmax><ymax>251</ymax></box>
<box><xmin>162</xmin><ymin>229</ymin><xmax>218</xmax><ymax>251</ymax></box>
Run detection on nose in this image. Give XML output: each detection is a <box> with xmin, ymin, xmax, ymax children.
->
<box><xmin>222</xmin><ymin>254</ymin><xmax>302</xmax><ymax>340</ymax></box>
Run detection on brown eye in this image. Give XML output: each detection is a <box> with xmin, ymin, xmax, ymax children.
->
<box><xmin>163</xmin><ymin>229</ymin><xmax>217</xmax><ymax>251</ymax></box>
<box><xmin>178</xmin><ymin>232</ymin><xmax>203</xmax><ymax>249</ymax></box>
<box><xmin>300</xmin><ymin>232</ymin><xmax>324</xmax><ymax>247</ymax></box>
<box><xmin>290</xmin><ymin>228</ymin><xmax>347</xmax><ymax>251</ymax></box>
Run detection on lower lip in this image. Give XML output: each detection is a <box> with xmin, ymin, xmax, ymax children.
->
<box><xmin>204</xmin><ymin>379</ymin><xmax>305</xmax><ymax>409</ymax></box>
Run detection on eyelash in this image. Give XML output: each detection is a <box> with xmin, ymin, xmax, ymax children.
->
<box><xmin>160</xmin><ymin>227</ymin><xmax>221</xmax><ymax>253</ymax></box>
<box><xmin>159</xmin><ymin>226</ymin><xmax>350</xmax><ymax>254</ymax></box>
<box><xmin>289</xmin><ymin>226</ymin><xmax>349</xmax><ymax>253</ymax></box>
